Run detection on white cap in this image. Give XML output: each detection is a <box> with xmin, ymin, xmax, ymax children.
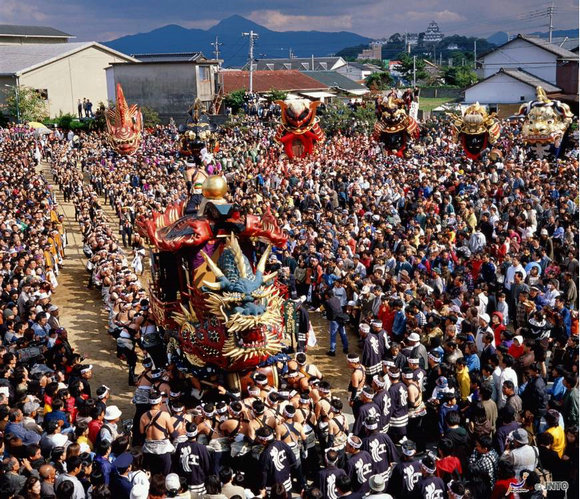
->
<box><xmin>408</xmin><ymin>332</ymin><xmax>420</xmax><ymax>343</ymax></box>
<box><xmin>479</xmin><ymin>313</ymin><xmax>490</xmax><ymax>324</ymax></box>
<box><xmin>104</xmin><ymin>405</ymin><xmax>122</xmax><ymax>420</ymax></box>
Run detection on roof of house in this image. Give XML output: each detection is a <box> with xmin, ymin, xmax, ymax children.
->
<box><xmin>132</xmin><ymin>52</ymin><xmax>206</xmax><ymax>62</ymax></box>
<box><xmin>0</xmin><ymin>24</ymin><xmax>73</xmax><ymax>38</ymax></box>
<box><xmin>0</xmin><ymin>42</ymin><xmax>136</xmax><ymax>76</ymax></box>
<box><xmin>338</xmin><ymin>61</ymin><xmax>377</xmax><ymax>71</ymax></box>
<box><xmin>466</xmin><ymin>67</ymin><xmax>561</xmax><ymax>93</ymax></box>
<box><xmin>246</xmin><ymin>57</ymin><xmax>345</xmax><ymax>71</ymax></box>
<box><xmin>481</xmin><ymin>34</ymin><xmax>578</xmax><ymax>60</ymax></box>
<box><xmin>300</xmin><ymin>71</ymin><xmax>369</xmax><ymax>93</ymax></box>
<box><xmin>221</xmin><ymin>70</ymin><xmax>329</xmax><ymax>94</ymax></box>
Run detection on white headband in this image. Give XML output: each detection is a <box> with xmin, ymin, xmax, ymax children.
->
<box><xmin>347</xmin><ymin>435</ymin><xmax>361</xmax><ymax>449</ymax></box>
<box><xmin>348</xmin><ymin>356</ymin><xmax>360</xmax><ymax>364</ymax></box>
<box><xmin>372</xmin><ymin>375</ymin><xmax>385</xmax><ymax>388</ymax></box>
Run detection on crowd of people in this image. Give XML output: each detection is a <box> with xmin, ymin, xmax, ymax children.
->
<box><xmin>0</xmin><ymin>103</ymin><xmax>577</xmax><ymax>499</ymax></box>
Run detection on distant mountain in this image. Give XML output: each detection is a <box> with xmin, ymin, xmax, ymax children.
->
<box><xmin>531</xmin><ymin>28</ymin><xmax>579</xmax><ymax>39</ymax></box>
<box><xmin>487</xmin><ymin>28</ymin><xmax>579</xmax><ymax>46</ymax></box>
<box><xmin>103</xmin><ymin>15</ymin><xmax>372</xmax><ymax>67</ymax></box>
<box><xmin>487</xmin><ymin>31</ymin><xmax>508</xmax><ymax>46</ymax></box>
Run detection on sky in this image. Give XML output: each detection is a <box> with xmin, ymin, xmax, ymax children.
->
<box><xmin>1</xmin><ymin>0</ymin><xmax>578</xmax><ymax>42</ymax></box>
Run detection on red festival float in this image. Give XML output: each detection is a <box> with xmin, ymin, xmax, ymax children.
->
<box><xmin>137</xmin><ymin>176</ymin><xmax>291</xmax><ymax>389</ymax></box>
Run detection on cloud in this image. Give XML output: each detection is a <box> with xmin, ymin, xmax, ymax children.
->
<box><xmin>248</xmin><ymin>10</ymin><xmax>353</xmax><ymax>32</ymax></box>
<box><xmin>405</xmin><ymin>10</ymin><xmax>466</xmax><ymax>23</ymax></box>
<box><xmin>0</xmin><ymin>0</ymin><xmax>48</xmax><ymax>22</ymax></box>
<box><xmin>0</xmin><ymin>0</ymin><xmax>576</xmax><ymax>42</ymax></box>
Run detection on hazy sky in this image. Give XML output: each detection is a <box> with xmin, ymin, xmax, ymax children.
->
<box><xmin>1</xmin><ymin>0</ymin><xmax>578</xmax><ymax>41</ymax></box>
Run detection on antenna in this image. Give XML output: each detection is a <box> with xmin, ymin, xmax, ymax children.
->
<box><xmin>210</xmin><ymin>36</ymin><xmax>223</xmax><ymax>67</ymax></box>
<box><xmin>242</xmin><ymin>30</ymin><xmax>259</xmax><ymax>93</ymax></box>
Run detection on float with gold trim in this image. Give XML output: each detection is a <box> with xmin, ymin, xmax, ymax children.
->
<box><xmin>373</xmin><ymin>92</ymin><xmax>419</xmax><ymax>157</ymax></box>
<box><xmin>137</xmin><ymin>175</ymin><xmax>290</xmax><ymax>386</ymax></box>
<box><xmin>274</xmin><ymin>98</ymin><xmax>325</xmax><ymax>159</ymax></box>
<box><xmin>105</xmin><ymin>83</ymin><xmax>143</xmax><ymax>156</ymax></box>
<box><xmin>447</xmin><ymin>102</ymin><xmax>501</xmax><ymax>160</ymax></box>
<box><xmin>517</xmin><ymin>86</ymin><xmax>574</xmax><ymax>159</ymax></box>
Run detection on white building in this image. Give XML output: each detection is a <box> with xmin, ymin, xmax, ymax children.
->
<box><xmin>0</xmin><ymin>41</ymin><xmax>135</xmax><ymax>117</ymax></box>
<box><xmin>464</xmin><ymin>68</ymin><xmax>560</xmax><ymax>105</ymax></box>
<box><xmin>424</xmin><ymin>21</ymin><xmax>444</xmax><ymax>44</ymax></box>
<box><xmin>479</xmin><ymin>34</ymin><xmax>577</xmax><ymax>85</ymax></box>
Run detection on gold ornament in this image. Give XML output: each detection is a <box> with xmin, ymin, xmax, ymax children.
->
<box><xmin>202</xmin><ymin>175</ymin><xmax>227</xmax><ymax>199</ymax></box>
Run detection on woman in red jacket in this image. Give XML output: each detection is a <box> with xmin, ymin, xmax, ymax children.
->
<box><xmin>491</xmin><ymin>311</ymin><xmax>506</xmax><ymax>346</ymax></box>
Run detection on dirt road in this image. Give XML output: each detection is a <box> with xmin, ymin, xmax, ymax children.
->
<box><xmin>41</xmin><ymin>162</ymin><xmax>134</xmax><ymax>416</ymax></box>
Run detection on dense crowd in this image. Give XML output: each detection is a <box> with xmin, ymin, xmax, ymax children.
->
<box><xmin>0</xmin><ymin>106</ymin><xmax>577</xmax><ymax>499</ymax></box>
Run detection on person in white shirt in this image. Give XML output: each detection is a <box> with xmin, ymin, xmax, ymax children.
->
<box><xmin>505</xmin><ymin>257</ymin><xmax>526</xmax><ymax>290</ymax></box>
<box><xmin>497</xmin><ymin>354</ymin><xmax>518</xmax><ymax>409</ymax></box>
<box><xmin>475</xmin><ymin>313</ymin><xmax>495</xmax><ymax>353</ymax></box>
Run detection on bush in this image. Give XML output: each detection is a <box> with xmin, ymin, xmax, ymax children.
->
<box><xmin>141</xmin><ymin>106</ymin><xmax>160</xmax><ymax>127</ymax></box>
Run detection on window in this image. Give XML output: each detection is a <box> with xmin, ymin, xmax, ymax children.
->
<box><xmin>199</xmin><ymin>66</ymin><xmax>210</xmax><ymax>81</ymax></box>
<box><xmin>520</xmin><ymin>96</ymin><xmax>525</xmax><ymax>101</ymax></box>
<box><xmin>35</xmin><ymin>89</ymin><xmax>48</xmax><ymax>100</ymax></box>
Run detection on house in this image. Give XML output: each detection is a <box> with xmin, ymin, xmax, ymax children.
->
<box><xmin>106</xmin><ymin>55</ymin><xmax>221</xmax><ymax>123</ymax></box>
<box><xmin>0</xmin><ymin>42</ymin><xmax>135</xmax><ymax>117</ymax></box>
<box><xmin>300</xmin><ymin>71</ymin><xmax>369</xmax><ymax>96</ymax></box>
<box><xmin>245</xmin><ymin>57</ymin><xmax>347</xmax><ymax>72</ymax></box>
<box><xmin>221</xmin><ymin>70</ymin><xmax>329</xmax><ymax>96</ymax></box>
<box><xmin>336</xmin><ymin>62</ymin><xmax>380</xmax><ymax>82</ymax></box>
<box><xmin>479</xmin><ymin>34</ymin><xmax>578</xmax><ymax>85</ymax></box>
<box><xmin>357</xmin><ymin>43</ymin><xmax>382</xmax><ymax>61</ymax></box>
<box><xmin>464</xmin><ymin>67</ymin><xmax>561</xmax><ymax>114</ymax></box>
<box><xmin>132</xmin><ymin>52</ymin><xmax>207</xmax><ymax>63</ymax></box>
<box><xmin>0</xmin><ymin>24</ymin><xmax>73</xmax><ymax>44</ymax></box>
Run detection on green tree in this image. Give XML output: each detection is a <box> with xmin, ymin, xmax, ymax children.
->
<box><xmin>365</xmin><ymin>72</ymin><xmax>393</xmax><ymax>90</ymax></box>
<box><xmin>141</xmin><ymin>106</ymin><xmax>160</xmax><ymax>127</ymax></box>
<box><xmin>395</xmin><ymin>53</ymin><xmax>428</xmax><ymax>83</ymax></box>
<box><xmin>266</xmin><ymin>88</ymin><xmax>288</xmax><ymax>102</ymax></box>
<box><xmin>2</xmin><ymin>85</ymin><xmax>48</xmax><ymax>122</ymax></box>
<box><xmin>319</xmin><ymin>101</ymin><xmax>376</xmax><ymax>136</ymax></box>
<box><xmin>351</xmin><ymin>103</ymin><xmax>376</xmax><ymax>134</ymax></box>
<box><xmin>224</xmin><ymin>89</ymin><xmax>247</xmax><ymax>114</ymax></box>
<box><xmin>444</xmin><ymin>66</ymin><xmax>478</xmax><ymax>87</ymax></box>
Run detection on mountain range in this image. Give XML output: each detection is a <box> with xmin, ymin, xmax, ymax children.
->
<box><xmin>487</xmin><ymin>28</ymin><xmax>579</xmax><ymax>46</ymax></box>
<box><xmin>103</xmin><ymin>15</ymin><xmax>372</xmax><ymax>67</ymax></box>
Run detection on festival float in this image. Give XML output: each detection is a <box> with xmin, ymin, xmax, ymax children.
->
<box><xmin>517</xmin><ymin>86</ymin><xmax>574</xmax><ymax>159</ymax></box>
<box><xmin>137</xmin><ymin>176</ymin><xmax>291</xmax><ymax>390</ymax></box>
<box><xmin>274</xmin><ymin>98</ymin><xmax>325</xmax><ymax>159</ymax></box>
<box><xmin>448</xmin><ymin>102</ymin><xmax>501</xmax><ymax>160</ymax></box>
<box><xmin>178</xmin><ymin>98</ymin><xmax>218</xmax><ymax>163</ymax></box>
<box><xmin>105</xmin><ymin>83</ymin><xmax>143</xmax><ymax>155</ymax></box>
<box><xmin>373</xmin><ymin>92</ymin><xmax>420</xmax><ymax>157</ymax></box>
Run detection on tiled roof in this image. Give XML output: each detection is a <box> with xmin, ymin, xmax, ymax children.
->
<box><xmin>0</xmin><ymin>42</ymin><xmax>135</xmax><ymax>75</ymax></box>
<box><xmin>0</xmin><ymin>24</ymin><xmax>72</xmax><ymax>38</ymax></box>
<box><xmin>221</xmin><ymin>70</ymin><xmax>329</xmax><ymax>94</ymax></box>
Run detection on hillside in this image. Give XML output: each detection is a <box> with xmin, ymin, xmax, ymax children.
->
<box><xmin>103</xmin><ymin>15</ymin><xmax>372</xmax><ymax>67</ymax></box>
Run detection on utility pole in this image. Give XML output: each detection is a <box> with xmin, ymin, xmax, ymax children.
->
<box><xmin>210</xmin><ymin>36</ymin><xmax>223</xmax><ymax>67</ymax></box>
<box><xmin>548</xmin><ymin>3</ymin><xmax>555</xmax><ymax>42</ymax></box>
<box><xmin>413</xmin><ymin>55</ymin><xmax>416</xmax><ymax>87</ymax></box>
<box><xmin>242</xmin><ymin>30</ymin><xmax>259</xmax><ymax>93</ymax></box>
<box><xmin>474</xmin><ymin>40</ymin><xmax>477</xmax><ymax>69</ymax></box>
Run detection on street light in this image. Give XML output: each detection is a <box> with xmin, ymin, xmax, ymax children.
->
<box><xmin>4</xmin><ymin>82</ymin><xmax>20</xmax><ymax>124</ymax></box>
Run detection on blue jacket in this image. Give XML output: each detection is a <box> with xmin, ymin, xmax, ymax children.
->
<box><xmin>392</xmin><ymin>311</ymin><xmax>406</xmax><ymax>337</ymax></box>
<box><xmin>4</xmin><ymin>422</ymin><xmax>41</xmax><ymax>445</ymax></box>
